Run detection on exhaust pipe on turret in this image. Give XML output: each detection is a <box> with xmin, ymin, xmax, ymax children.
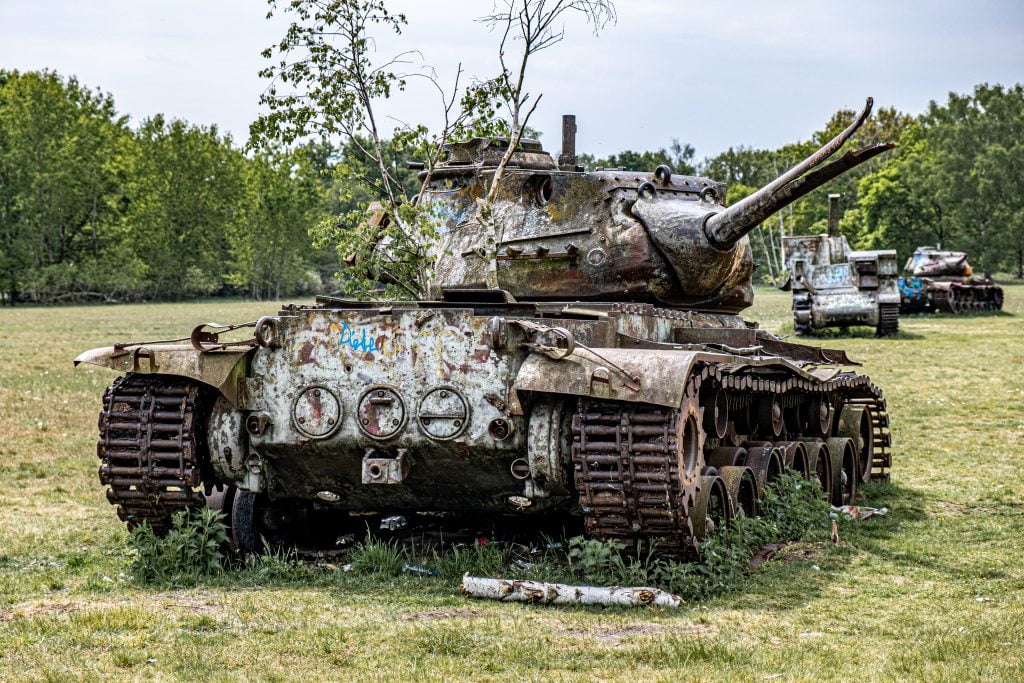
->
<box><xmin>703</xmin><ymin>98</ymin><xmax>893</xmax><ymax>250</ymax></box>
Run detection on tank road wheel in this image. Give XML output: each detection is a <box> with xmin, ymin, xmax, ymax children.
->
<box><xmin>692</xmin><ymin>475</ymin><xmax>732</xmax><ymax>539</ymax></box>
<box><xmin>805</xmin><ymin>441</ymin><xmax>833</xmax><ymax>500</ymax></box>
<box><xmin>947</xmin><ymin>289</ymin><xmax>962</xmax><ymax>314</ymax></box>
<box><xmin>838</xmin><ymin>405</ymin><xmax>874</xmax><ymax>483</ymax></box>
<box><xmin>718</xmin><ymin>466</ymin><xmax>759</xmax><ymax>518</ymax></box>
<box><xmin>230</xmin><ymin>491</ymin><xmax>307</xmax><ymax>556</ymax></box>
<box><xmin>804</xmin><ymin>396</ymin><xmax>832</xmax><ymax>437</ymax></box>
<box><xmin>97</xmin><ymin>374</ymin><xmax>209</xmax><ymax>534</ymax></box>
<box><xmin>707</xmin><ymin>446</ymin><xmax>747</xmax><ymax>470</ymax></box>
<box><xmin>778</xmin><ymin>441</ymin><xmax>810</xmax><ymax>479</ymax></box>
<box><xmin>876</xmin><ymin>303</ymin><xmax>900</xmax><ymax>337</ymax></box>
<box><xmin>742</xmin><ymin>444</ymin><xmax>784</xmax><ymax>493</ymax></box>
<box><xmin>827</xmin><ymin>437</ymin><xmax>858</xmax><ymax>506</ymax></box>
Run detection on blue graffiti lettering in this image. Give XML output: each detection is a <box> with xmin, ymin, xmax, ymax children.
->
<box><xmin>339</xmin><ymin>322</ymin><xmax>380</xmax><ymax>354</ymax></box>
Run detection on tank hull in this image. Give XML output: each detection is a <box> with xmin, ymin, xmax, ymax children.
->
<box><xmin>899</xmin><ymin>276</ymin><xmax>1004</xmax><ymax>314</ymax></box>
<box><xmin>79</xmin><ymin>298</ymin><xmax>892</xmax><ymax>555</ymax></box>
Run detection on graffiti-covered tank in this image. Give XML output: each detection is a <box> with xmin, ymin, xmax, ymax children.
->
<box><xmin>781</xmin><ymin>194</ymin><xmax>900</xmax><ymax>336</ymax></box>
<box><xmin>75</xmin><ymin>100</ymin><xmax>894</xmax><ymax>556</ymax></box>
<box><xmin>899</xmin><ymin>246</ymin><xmax>1003</xmax><ymax>313</ymax></box>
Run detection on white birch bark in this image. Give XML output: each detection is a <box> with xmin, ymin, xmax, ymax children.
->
<box><xmin>460</xmin><ymin>575</ymin><xmax>682</xmax><ymax>608</ymax></box>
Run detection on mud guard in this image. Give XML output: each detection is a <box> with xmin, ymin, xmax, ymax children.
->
<box><xmin>514</xmin><ymin>345</ymin><xmax>854</xmax><ymax>408</ymax></box>
<box><xmin>74</xmin><ymin>344</ymin><xmax>253</xmax><ymax>406</ymax></box>
<box><xmin>514</xmin><ymin>348</ymin><xmax>701</xmax><ymax>408</ymax></box>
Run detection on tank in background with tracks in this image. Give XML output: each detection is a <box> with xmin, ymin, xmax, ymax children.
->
<box><xmin>76</xmin><ymin>99</ymin><xmax>894</xmax><ymax>557</ymax></box>
<box><xmin>899</xmin><ymin>246</ymin><xmax>1003</xmax><ymax>314</ymax></box>
<box><xmin>780</xmin><ymin>193</ymin><xmax>901</xmax><ymax>337</ymax></box>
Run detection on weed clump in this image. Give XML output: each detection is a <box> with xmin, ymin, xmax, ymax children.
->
<box><xmin>347</xmin><ymin>536</ymin><xmax>407</xmax><ymax>576</ymax></box>
<box><xmin>129</xmin><ymin>507</ymin><xmax>228</xmax><ymax>586</ymax></box>
<box><xmin>521</xmin><ymin>473</ymin><xmax>834</xmax><ymax>601</ymax></box>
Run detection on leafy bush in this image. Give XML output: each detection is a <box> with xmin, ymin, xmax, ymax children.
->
<box><xmin>759</xmin><ymin>472</ymin><xmax>833</xmax><ymax>541</ymax></box>
<box><xmin>523</xmin><ymin>473</ymin><xmax>832</xmax><ymax>601</ymax></box>
<box><xmin>129</xmin><ymin>507</ymin><xmax>228</xmax><ymax>586</ymax></box>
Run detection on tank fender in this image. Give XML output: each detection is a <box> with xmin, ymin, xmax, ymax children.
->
<box><xmin>73</xmin><ymin>344</ymin><xmax>253</xmax><ymax>406</ymax></box>
<box><xmin>514</xmin><ymin>348</ymin><xmax>701</xmax><ymax>409</ymax></box>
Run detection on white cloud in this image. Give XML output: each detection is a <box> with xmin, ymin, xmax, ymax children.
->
<box><xmin>0</xmin><ymin>0</ymin><xmax>1021</xmax><ymax>158</ymax></box>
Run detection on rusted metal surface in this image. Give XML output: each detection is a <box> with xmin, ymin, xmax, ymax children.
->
<box><xmin>75</xmin><ymin>344</ymin><xmax>252</xmax><ymax>406</ymax></box>
<box><xmin>569</xmin><ymin>360</ymin><xmax>889</xmax><ymax>556</ymax></box>
<box><xmin>429</xmin><ymin>102</ymin><xmax>889</xmax><ymax>312</ymax></box>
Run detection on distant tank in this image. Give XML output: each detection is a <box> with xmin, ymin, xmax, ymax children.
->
<box><xmin>75</xmin><ymin>99</ymin><xmax>894</xmax><ymax>557</ymax></box>
<box><xmin>781</xmin><ymin>194</ymin><xmax>901</xmax><ymax>336</ymax></box>
<box><xmin>899</xmin><ymin>247</ymin><xmax>1003</xmax><ymax>313</ymax></box>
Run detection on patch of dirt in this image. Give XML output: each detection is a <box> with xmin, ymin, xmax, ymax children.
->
<box><xmin>926</xmin><ymin>501</ymin><xmax>1009</xmax><ymax>518</ymax></box>
<box><xmin>776</xmin><ymin>542</ymin><xmax>825</xmax><ymax>563</ymax></box>
<box><xmin>558</xmin><ymin>622</ymin><xmax>714</xmax><ymax>644</ymax></box>
<box><xmin>401</xmin><ymin>608</ymin><xmax>488</xmax><ymax>621</ymax></box>
<box><xmin>0</xmin><ymin>600</ymin><xmax>79</xmax><ymax>622</ymax></box>
<box><xmin>930</xmin><ymin>501</ymin><xmax>968</xmax><ymax>517</ymax></box>
<box><xmin>1</xmin><ymin>593</ymin><xmax>233</xmax><ymax>623</ymax></box>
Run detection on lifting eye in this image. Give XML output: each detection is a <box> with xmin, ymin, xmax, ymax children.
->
<box><xmin>533</xmin><ymin>175</ymin><xmax>554</xmax><ymax>206</ymax></box>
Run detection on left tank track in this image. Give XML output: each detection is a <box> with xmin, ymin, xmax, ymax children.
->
<box><xmin>97</xmin><ymin>374</ymin><xmax>207</xmax><ymax>534</ymax></box>
<box><xmin>572</xmin><ymin>363</ymin><xmax>890</xmax><ymax>556</ymax></box>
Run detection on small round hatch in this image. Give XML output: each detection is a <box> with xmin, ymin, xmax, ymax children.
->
<box><xmin>356</xmin><ymin>386</ymin><xmax>406</xmax><ymax>439</ymax></box>
<box><xmin>292</xmin><ymin>386</ymin><xmax>341</xmax><ymax>438</ymax></box>
<box><xmin>418</xmin><ymin>387</ymin><xmax>469</xmax><ymax>440</ymax></box>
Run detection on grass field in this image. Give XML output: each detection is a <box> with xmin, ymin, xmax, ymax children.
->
<box><xmin>1</xmin><ymin>285</ymin><xmax>1023</xmax><ymax>681</ymax></box>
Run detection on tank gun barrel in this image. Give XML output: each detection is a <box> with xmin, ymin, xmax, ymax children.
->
<box><xmin>704</xmin><ymin>98</ymin><xmax>893</xmax><ymax>250</ymax></box>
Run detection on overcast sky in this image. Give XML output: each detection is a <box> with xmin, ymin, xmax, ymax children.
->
<box><xmin>1</xmin><ymin>0</ymin><xmax>1022</xmax><ymax>159</ymax></box>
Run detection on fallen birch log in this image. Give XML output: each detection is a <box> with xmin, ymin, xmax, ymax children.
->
<box><xmin>460</xmin><ymin>574</ymin><xmax>682</xmax><ymax>608</ymax></box>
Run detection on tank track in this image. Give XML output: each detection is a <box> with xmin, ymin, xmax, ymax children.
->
<box><xmin>572</xmin><ymin>363</ymin><xmax>890</xmax><ymax>555</ymax></box>
<box><xmin>935</xmin><ymin>283</ymin><xmax>1004</xmax><ymax>314</ymax></box>
<box><xmin>876</xmin><ymin>303</ymin><xmax>900</xmax><ymax>336</ymax></box>
<box><xmin>97</xmin><ymin>374</ymin><xmax>207</xmax><ymax>534</ymax></box>
<box><xmin>572</xmin><ymin>402</ymin><xmax>694</xmax><ymax>555</ymax></box>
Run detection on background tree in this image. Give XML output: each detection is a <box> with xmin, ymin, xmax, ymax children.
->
<box><xmin>853</xmin><ymin>84</ymin><xmax>1024</xmax><ymax>277</ymax></box>
<box><xmin>0</xmin><ymin>70</ymin><xmax>130</xmax><ymax>303</ymax></box>
<box><xmin>253</xmin><ymin>0</ymin><xmax>616</xmax><ymax>297</ymax></box>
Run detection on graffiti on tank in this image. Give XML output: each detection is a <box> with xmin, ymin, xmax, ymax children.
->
<box><xmin>339</xmin><ymin>322</ymin><xmax>385</xmax><ymax>356</ymax></box>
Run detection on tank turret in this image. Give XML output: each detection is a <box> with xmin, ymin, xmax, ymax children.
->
<box><xmin>428</xmin><ymin>98</ymin><xmax>892</xmax><ymax>313</ymax></box>
<box><xmin>905</xmin><ymin>247</ymin><xmax>973</xmax><ymax>278</ymax></box>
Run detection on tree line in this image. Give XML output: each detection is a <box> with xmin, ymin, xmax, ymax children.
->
<box><xmin>1</xmin><ymin>66</ymin><xmax>1020</xmax><ymax>305</ymax></box>
<box><xmin>0</xmin><ymin>69</ymin><xmax>339</xmax><ymax>304</ymax></box>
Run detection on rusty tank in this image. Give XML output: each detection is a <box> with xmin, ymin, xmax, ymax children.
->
<box><xmin>899</xmin><ymin>246</ymin><xmax>1003</xmax><ymax>313</ymax></box>
<box><xmin>75</xmin><ymin>99</ymin><xmax>894</xmax><ymax>557</ymax></box>
<box><xmin>780</xmin><ymin>194</ymin><xmax>901</xmax><ymax>336</ymax></box>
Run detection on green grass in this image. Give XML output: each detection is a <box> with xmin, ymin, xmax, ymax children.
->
<box><xmin>1</xmin><ymin>287</ymin><xmax>1023</xmax><ymax>681</ymax></box>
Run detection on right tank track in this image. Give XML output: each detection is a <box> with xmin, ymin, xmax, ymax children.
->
<box><xmin>572</xmin><ymin>362</ymin><xmax>890</xmax><ymax>556</ymax></box>
<box><xmin>934</xmin><ymin>282</ymin><xmax>1004</xmax><ymax>313</ymax></box>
